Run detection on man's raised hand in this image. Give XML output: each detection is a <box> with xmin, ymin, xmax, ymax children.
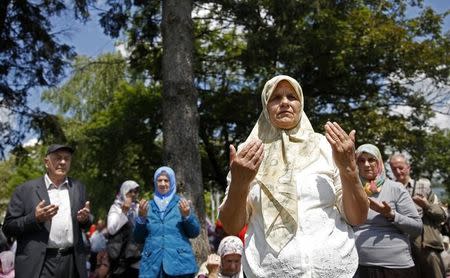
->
<box><xmin>35</xmin><ymin>200</ymin><xmax>59</xmax><ymax>223</ymax></box>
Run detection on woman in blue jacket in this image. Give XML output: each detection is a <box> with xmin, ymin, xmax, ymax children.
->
<box><xmin>134</xmin><ymin>166</ymin><xmax>200</xmax><ymax>278</ymax></box>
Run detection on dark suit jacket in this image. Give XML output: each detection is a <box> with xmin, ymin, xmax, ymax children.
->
<box><xmin>2</xmin><ymin>176</ymin><xmax>90</xmax><ymax>278</ymax></box>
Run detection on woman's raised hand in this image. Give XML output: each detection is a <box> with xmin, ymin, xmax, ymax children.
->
<box><xmin>206</xmin><ymin>254</ymin><xmax>221</xmax><ymax>275</ymax></box>
<box><xmin>324</xmin><ymin>121</ymin><xmax>357</xmax><ymax>171</ymax></box>
<box><xmin>122</xmin><ymin>196</ymin><xmax>132</xmax><ymax>214</ymax></box>
<box><xmin>179</xmin><ymin>198</ymin><xmax>191</xmax><ymax>217</ymax></box>
<box><xmin>229</xmin><ymin>138</ymin><xmax>264</xmax><ymax>187</ymax></box>
<box><xmin>138</xmin><ymin>199</ymin><xmax>149</xmax><ymax>217</ymax></box>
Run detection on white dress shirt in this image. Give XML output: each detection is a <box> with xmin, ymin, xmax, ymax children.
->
<box><xmin>45</xmin><ymin>174</ymin><xmax>74</xmax><ymax>248</ymax></box>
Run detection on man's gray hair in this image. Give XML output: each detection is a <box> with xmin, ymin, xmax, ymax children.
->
<box><xmin>388</xmin><ymin>153</ymin><xmax>410</xmax><ymax>165</ymax></box>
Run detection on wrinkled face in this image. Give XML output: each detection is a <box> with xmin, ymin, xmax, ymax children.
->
<box><xmin>389</xmin><ymin>156</ymin><xmax>410</xmax><ymax>185</ymax></box>
<box><xmin>357</xmin><ymin>153</ymin><xmax>379</xmax><ymax>181</ymax></box>
<box><xmin>221</xmin><ymin>254</ymin><xmax>241</xmax><ymax>276</ymax></box>
<box><xmin>156</xmin><ymin>173</ymin><xmax>171</xmax><ymax>195</ymax></box>
<box><xmin>126</xmin><ymin>188</ymin><xmax>139</xmax><ymax>202</ymax></box>
<box><xmin>98</xmin><ymin>221</ymin><xmax>105</xmax><ymax>231</ymax></box>
<box><xmin>267</xmin><ymin>80</ymin><xmax>301</xmax><ymax>130</ymax></box>
<box><xmin>44</xmin><ymin>150</ymin><xmax>72</xmax><ymax>180</ymax></box>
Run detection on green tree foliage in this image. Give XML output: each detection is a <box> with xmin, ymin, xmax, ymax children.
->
<box><xmin>413</xmin><ymin>128</ymin><xmax>450</xmax><ymax>186</ymax></box>
<box><xmin>43</xmin><ymin>54</ymin><xmax>127</xmax><ymax>122</ymax></box>
<box><xmin>4</xmin><ymin>0</ymin><xmax>449</xmax><ymax>229</ymax></box>
<box><xmin>200</xmin><ymin>0</ymin><xmax>449</xmax><ymax>117</ymax></box>
<box><xmin>99</xmin><ymin>1</ymin><xmax>162</xmax><ymax>78</ymax></box>
<box><xmin>71</xmin><ymin>82</ymin><xmax>163</xmax><ymax>218</ymax></box>
<box><xmin>0</xmin><ymin>144</ymin><xmax>45</xmax><ymax>219</ymax></box>
<box><xmin>0</xmin><ymin>0</ymin><xmax>93</xmax><ymax>156</ymax></box>
<box><xmin>94</xmin><ymin>0</ymin><xmax>449</xmax><ymax>190</ymax></box>
<box><xmin>196</xmin><ymin>0</ymin><xmax>450</xmax><ymax>186</ymax></box>
<box><xmin>41</xmin><ymin>54</ymin><xmax>163</xmax><ymax>218</ymax></box>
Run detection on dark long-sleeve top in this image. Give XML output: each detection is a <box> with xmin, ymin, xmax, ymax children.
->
<box><xmin>353</xmin><ymin>179</ymin><xmax>423</xmax><ymax>268</ymax></box>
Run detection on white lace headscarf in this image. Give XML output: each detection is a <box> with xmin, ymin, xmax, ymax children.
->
<box><xmin>218</xmin><ymin>236</ymin><xmax>243</xmax><ymax>258</ymax></box>
<box><xmin>244</xmin><ymin>75</ymin><xmax>321</xmax><ymax>253</ymax></box>
<box><xmin>217</xmin><ymin>236</ymin><xmax>244</xmax><ymax>278</ymax></box>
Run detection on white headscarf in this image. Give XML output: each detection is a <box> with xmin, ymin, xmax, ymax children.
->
<box><xmin>114</xmin><ymin>180</ymin><xmax>140</xmax><ymax>205</ymax></box>
<box><xmin>217</xmin><ymin>236</ymin><xmax>244</xmax><ymax>278</ymax></box>
<box><xmin>244</xmin><ymin>75</ymin><xmax>321</xmax><ymax>253</ymax></box>
<box><xmin>218</xmin><ymin>236</ymin><xmax>243</xmax><ymax>258</ymax></box>
<box><xmin>114</xmin><ymin>180</ymin><xmax>140</xmax><ymax>225</ymax></box>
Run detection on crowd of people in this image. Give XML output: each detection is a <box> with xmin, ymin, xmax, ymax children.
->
<box><xmin>0</xmin><ymin>75</ymin><xmax>449</xmax><ymax>278</ymax></box>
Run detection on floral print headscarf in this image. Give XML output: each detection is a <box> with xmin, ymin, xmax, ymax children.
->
<box><xmin>356</xmin><ymin>144</ymin><xmax>386</xmax><ymax>196</ymax></box>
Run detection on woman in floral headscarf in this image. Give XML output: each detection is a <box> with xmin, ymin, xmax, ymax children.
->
<box><xmin>197</xmin><ymin>236</ymin><xmax>244</xmax><ymax>278</ymax></box>
<box><xmin>353</xmin><ymin>144</ymin><xmax>422</xmax><ymax>278</ymax></box>
<box><xmin>218</xmin><ymin>75</ymin><xmax>369</xmax><ymax>277</ymax></box>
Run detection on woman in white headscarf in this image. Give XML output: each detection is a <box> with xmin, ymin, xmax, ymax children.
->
<box><xmin>0</xmin><ymin>250</ymin><xmax>14</xmax><ymax>278</ymax></box>
<box><xmin>107</xmin><ymin>180</ymin><xmax>141</xmax><ymax>277</ymax></box>
<box><xmin>108</xmin><ymin>180</ymin><xmax>140</xmax><ymax>235</ymax></box>
<box><xmin>197</xmin><ymin>235</ymin><xmax>244</xmax><ymax>278</ymax></box>
<box><xmin>219</xmin><ymin>75</ymin><xmax>369</xmax><ymax>277</ymax></box>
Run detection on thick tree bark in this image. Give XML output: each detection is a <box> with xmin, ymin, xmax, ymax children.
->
<box><xmin>161</xmin><ymin>0</ymin><xmax>209</xmax><ymax>262</ymax></box>
<box><xmin>199</xmin><ymin>122</ymin><xmax>228</xmax><ymax>190</ymax></box>
<box><xmin>0</xmin><ymin>0</ymin><xmax>11</xmax><ymax>40</ymax></box>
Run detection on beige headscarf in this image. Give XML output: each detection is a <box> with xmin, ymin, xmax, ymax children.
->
<box><xmin>244</xmin><ymin>75</ymin><xmax>321</xmax><ymax>253</ymax></box>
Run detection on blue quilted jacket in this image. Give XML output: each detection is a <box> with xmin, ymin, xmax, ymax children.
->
<box><xmin>134</xmin><ymin>194</ymin><xmax>200</xmax><ymax>277</ymax></box>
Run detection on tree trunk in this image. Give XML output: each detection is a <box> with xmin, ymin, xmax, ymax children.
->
<box><xmin>161</xmin><ymin>0</ymin><xmax>209</xmax><ymax>263</ymax></box>
<box><xmin>0</xmin><ymin>0</ymin><xmax>11</xmax><ymax>40</ymax></box>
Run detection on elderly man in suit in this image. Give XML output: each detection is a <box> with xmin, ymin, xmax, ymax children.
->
<box><xmin>2</xmin><ymin>144</ymin><xmax>91</xmax><ymax>278</ymax></box>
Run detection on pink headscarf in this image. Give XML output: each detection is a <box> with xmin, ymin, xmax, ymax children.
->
<box><xmin>0</xmin><ymin>251</ymin><xmax>15</xmax><ymax>278</ymax></box>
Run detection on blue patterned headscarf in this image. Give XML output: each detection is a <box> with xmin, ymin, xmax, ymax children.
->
<box><xmin>153</xmin><ymin>166</ymin><xmax>177</xmax><ymax>213</ymax></box>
